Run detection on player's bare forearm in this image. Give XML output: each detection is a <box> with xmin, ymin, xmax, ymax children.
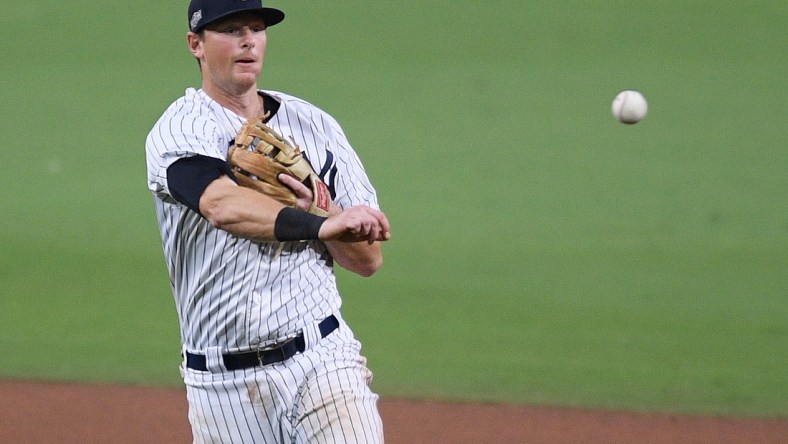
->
<box><xmin>201</xmin><ymin>175</ymin><xmax>390</xmax><ymax>254</ymax></box>
<box><xmin>200</xmin><ymin>175</ymin><xmax>284</xmax><ymax>241</ymax></box>
<box><xmin>325</xmin><ymin>240</ymin><xmax>384</xmax><ymax>277</ymax></box>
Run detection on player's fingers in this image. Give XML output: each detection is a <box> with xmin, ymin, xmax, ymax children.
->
<box><xmin>351</xmin><ymin>216</ymin><xmax>372</xmax><ymax>237</ymax></box>
<box><xmin>362</xmin><ymin>207</ymin><xmax>390</xmax><ymax>241</ymax></box>
<box><xmin>344</xmin><ymin>213</ymin><xmax>375</xmax><ymax>243</ymax></box>
<box><xmin>366</xmin><ymin>222</ymin><xmax>382</xmax><ymax>244</ymax></box>
<box><xmin>277</xmin><ymin>173</ymin><xmax>314</xmax><ymax>212</ymax></box>
<box><xmin>374</xmin><ymin>212</ymin><xmax>390</xmax><ymax>237</ymax></box>
<box><xmin>277</xmin><ymin>173</ymin><xmax>311</xmax><ymax>197</ymax></box>
<box><xmin>354</xmin><ymin>207</ymin><xmax>390</xmax><ymax>242</ymax></box>
<box><xmin>325</xmin><ymin>206</ymin><xmax>391</xmax><ymax>243</ymax></box>
<box><xmin>360</xmin><ymin>213</ymin><xmax>388</xmax><ymax>244</ymax></box>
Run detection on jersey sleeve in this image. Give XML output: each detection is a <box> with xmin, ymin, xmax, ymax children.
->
<box><xmin>318</xmin><ymin>112</ymin><xmax>380</xmax><ymax>211</ymax></box>
<box><xmin>145</xmin><ymin>95</ymin><xmax>226</xmax><ymax>202</ymax></box>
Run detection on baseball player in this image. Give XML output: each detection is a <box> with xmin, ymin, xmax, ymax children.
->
<box><xmin>145</xmin><ymin>1</ymin><xmax>390</xmax><ymax>442</ymax></box>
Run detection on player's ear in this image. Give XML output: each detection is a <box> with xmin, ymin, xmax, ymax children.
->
<box><xmin>187</xmin><ymin>32</ymin><xmax>204</xmax><ymax>60</ymax></box>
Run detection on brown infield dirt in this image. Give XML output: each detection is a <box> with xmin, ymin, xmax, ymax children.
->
<box><xmin>1</xmin><ymin>380</ymin><xmax>785</xmax><ymax>443</ymax></box>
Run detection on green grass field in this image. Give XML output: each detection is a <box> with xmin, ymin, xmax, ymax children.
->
<box><xmin>1</xmin><ymin>1</ymin><xmax>786</xmax><ymax>417</ymax></box>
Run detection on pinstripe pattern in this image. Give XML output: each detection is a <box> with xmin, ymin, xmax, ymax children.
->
<box><xmin>184</xmin><ymin>322</ymin><xmax>382</xmax><ymax>443</ymax></box>
<box><xmin>146</xmin><ymin>87</ymin><xmax>383</xmax><ymax>443</ymax></box>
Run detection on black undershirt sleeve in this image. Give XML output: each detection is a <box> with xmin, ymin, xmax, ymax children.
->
<box><xmin>167</xmin><ymin>94</ymin><xmax>277</xmax><ymax>216</ymax></box>
<box><xmin>166</xmin><ymin>154</ymin><xmax>237</xmax><ymax>216</ymax></box>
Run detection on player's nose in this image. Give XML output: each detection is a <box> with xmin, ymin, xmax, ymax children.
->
<box><xmin>239</xmin><ymin>27</ymin><xmax>255</xmax><ymax>47</ymax></box>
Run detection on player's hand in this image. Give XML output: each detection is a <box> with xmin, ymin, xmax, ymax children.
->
<box><xmin>319</xmin><ymin>206</ymin><xmax>391</xmax><ymax>244</ymax></box>
<box><xmin>278</xmin><ymin>173</ymin><xmax>318</xmax><ymax>212</ymax></box>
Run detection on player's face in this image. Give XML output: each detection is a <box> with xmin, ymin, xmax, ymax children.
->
<box><xmin>191</xmin><ymin>13</ymin><xmax>268</xmax><ymax>95</ymax></box>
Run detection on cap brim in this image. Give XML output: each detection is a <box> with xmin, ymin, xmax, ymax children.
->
<box><xmin>260</xmin><ymin>8</ymin><xmax>285</xmax><ymax>27</ymax></box>
<box><xmin>194</xmin><ymin>7</ymin><xmax>285</xmax><ymax>32</ymax></box>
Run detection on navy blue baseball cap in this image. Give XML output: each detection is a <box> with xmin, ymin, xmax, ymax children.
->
<box><xmin>188</xmin><ymin>0</ymin><xmax>284</xmax><ymax>33</ymax></box>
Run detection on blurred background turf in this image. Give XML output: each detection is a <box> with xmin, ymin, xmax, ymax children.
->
<box><xmin>1</xmin><ymin>1</ymin><xmax>785</xmax><ymax>416</ymax></box>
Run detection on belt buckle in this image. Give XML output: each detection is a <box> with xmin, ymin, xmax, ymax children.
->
<box><xmin>255</xmin><ymin>339</ymin><xmax>291</xmax><ymax>367</ymax></box>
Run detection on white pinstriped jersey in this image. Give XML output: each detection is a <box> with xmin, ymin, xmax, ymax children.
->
<box><xmin>145</xmin><ymin>88</ymin><xmax>379</xmax><ymax>355</ymax></box>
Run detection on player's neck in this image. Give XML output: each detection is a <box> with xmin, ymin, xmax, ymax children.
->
<box><xmin>203</xmin><ymin>84</ymin><xmax>265</xmax><ymax>119</ymax></box>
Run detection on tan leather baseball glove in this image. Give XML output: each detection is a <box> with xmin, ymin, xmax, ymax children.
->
<box><xmin>227</xmin><ymin>116</ymin><xmax>331</xmax><ymax>217</ymax></box>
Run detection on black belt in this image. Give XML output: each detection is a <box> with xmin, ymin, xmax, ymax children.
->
<box><xmin>185</xmin><ymin>315</ymin><xmax>339</xmax><ymax>371</ymax></box>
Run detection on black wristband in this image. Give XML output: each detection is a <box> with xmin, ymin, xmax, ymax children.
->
<box><xmin>274</xmin><ymin>207</ymin><xmax>327</xmax><ymax>241</ymax></box>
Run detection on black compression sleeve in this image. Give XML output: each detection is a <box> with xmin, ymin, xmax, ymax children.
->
<box><xmin>166</xmin><ymin>155</ymin><xmax>237</xmax><ymax>215</ymax></box>
<box><xmin>274</xmin><ymin>207</ymin><xmax>327</xmax><ymax>241</ymax></box>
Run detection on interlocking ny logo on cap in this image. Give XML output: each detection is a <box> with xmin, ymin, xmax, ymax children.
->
<box><xmin>190</xmin><ymin>10</ymin><xmax>203</xmax><ymax>30</ymax></box>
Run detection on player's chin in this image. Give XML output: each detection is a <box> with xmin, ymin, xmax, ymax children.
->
<box><xmin>232</xmin><ymin>71</ymin><xmax>260</xmax><ymax>88</ymax></box>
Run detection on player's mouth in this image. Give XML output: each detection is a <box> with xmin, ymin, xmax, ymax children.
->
<box><xmin>235</xmin><ymin>57</ymin><xmax>257</xmax><ymax>66</ymax></box>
